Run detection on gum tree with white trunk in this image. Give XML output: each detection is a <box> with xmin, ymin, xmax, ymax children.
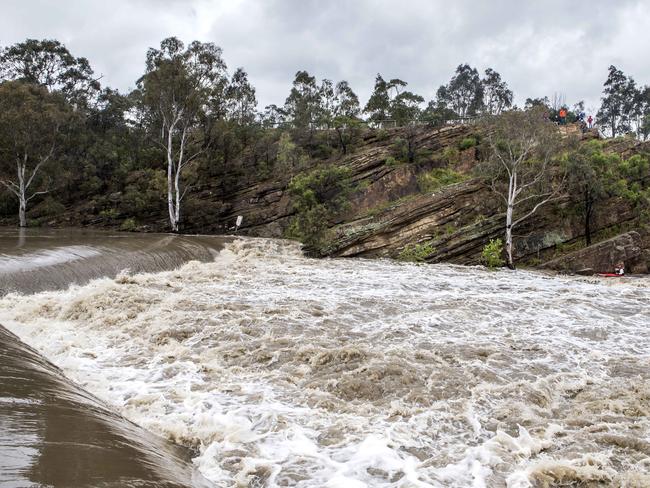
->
<box><xmin>480</xmin><ymin>107</ymin><xmax>565</xmax><ymax>269</ymax></box>
<box><xmin>136</xmin><ymin>37</ymin><xmax>227</xmax><ymax>232</ymax></box>
<box><xmin>0</xmin><ymin>81</ymin><xmax>69</xmax><ymax>227</ymax></box>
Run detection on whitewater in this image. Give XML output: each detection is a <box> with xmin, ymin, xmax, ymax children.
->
<box><xmin>1</xmin><ymin>238</ymin><xmax>649</xmax><ymax>487</ymax></box>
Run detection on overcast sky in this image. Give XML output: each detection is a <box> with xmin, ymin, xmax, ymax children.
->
<box><xmin>2</xmin><ymin>0</ymin><xmax>649</xmax><ymax>114</ymax></box>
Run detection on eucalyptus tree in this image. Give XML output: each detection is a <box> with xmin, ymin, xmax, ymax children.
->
<box><xmin>436</xmin><ymin>64</ymin><xmax>484</xmax><ymax>119</ymax></box>
<box><xmin>136</xmin><ymin>37</ymin><xmax>228</xmax><ymax>232</ymax></box>
<box><xmin>0</xmin><ymin>38</ymin><xmax>100</xmax><ymax>104</ymax></box>
<box><xmin>481</xmin><ymin>68</ymin><xmax>513</xmax><ymax>115</ymax></box>
<box><xmin>0</xmin><ymin>81</ymin><xmax>71</xmax><ymax>226</ymax></box>
<box><xmin>364</xmin><ymin>74</ymin><xmax>391</xmax><ymax>125</ymax></box>
<box><xmin>597</xmin><ymin>66</ymin><xmax>638</xmax><ymax>137</ymax></box>
<box><xmin>567</xmin><ymin>141</ymin><xmax>616</xmax><ymax>246</ymax></box>
<box><xmin>225</xmin><ymin>67</ymin><xmax>257</xmax><ymax>126</ymax></box>
<box><xmin>480</xmin><ymin>107</ymin><xmax>564</xmax><ymax>268</ymax></box>
<box><xmin>261</xmin><ymin>104</ymin><xmax>287</xmax><ymax>129</ymax></box>
<box><xmin>631</xmin><ymin>85</ymin><xmax>650</xmax><ymax>140</ymax></box>
<box><xmin>284</xmin><ymin>70</ymin><xmax>321</xmax><ymax>133</ymax></box>
<box><xmin>330</xmin><ymin>81</ymin><xmax>361</xmax><ymax>154</ymax></box>
<box><xmin>364</xmin><ymin>74</ymin><xmax>420</xmax><ymax>127</ymax></box>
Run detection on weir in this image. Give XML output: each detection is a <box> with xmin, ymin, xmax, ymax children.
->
<box><xmin>0</xmin><ymin>228</ymin><xmax>230</xmax><ymax>487</ymax></box>
<box><xmin>0</xmin><ymin>228</ymin><xmax>232</xmax><ymax>295</ymax></box>
<box><xmin>0</xmin><ymin>324</ymin><xmax>210</xmax><ymax>487</ymax></box>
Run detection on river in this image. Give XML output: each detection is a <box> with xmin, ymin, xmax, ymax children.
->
<box><xmin>1</xmin><ymin>229</ymin><xmax>649</xmax><ymax>487</ymax></box>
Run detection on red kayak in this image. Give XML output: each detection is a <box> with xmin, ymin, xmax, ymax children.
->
<box><xmin>597</xmin><ymin>273</ymin><xmax>623</xmax><ymax>277</ymax></box>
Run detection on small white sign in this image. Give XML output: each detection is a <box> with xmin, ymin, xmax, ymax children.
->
<box><xmin>235</xmin><ymin>215</ymin><xmax>243</xmax><ymax>228</ymax></box>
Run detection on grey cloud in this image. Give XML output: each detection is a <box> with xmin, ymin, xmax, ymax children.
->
<box><xmin>1</xmin><ymin>0</ymin><xmax>648</xmax><ymax>113</ymax></box>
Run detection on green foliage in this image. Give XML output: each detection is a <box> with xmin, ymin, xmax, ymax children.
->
<box><xmin>375</xmin><ymin>129</ymin><xmax>390</xmax><ymax>141</ymax></box>
<box><xmin>398</xmin><ymin>242</ymin><xmax>436</xmax><ymax>262</ymax></box>
<box><xmin>277</xmin><ymin>132</ymin><xmax>309</xmax><ymax>174</ymax></box>
<box><xmin>120</xmin><ymin>169</ymin><xmax>167</xmax><ymax>218</ymax></box>
<box><xmin>99</xmin><ymin>208</ymin><xmax>119</xmax><ymax>220</ymax></box>
<box><xmin>29</xmin><ymin>196</ymin><xmax>65</xmax><ymax>219</ymax></box>
<box><xmin>473</xmin><ymin>214</ymin><xmax>487</xmax><ymax>225</ymax></box>
<box><xmin>567</xmin><ymin>139</ymin><xmax>650</xmax><ymax>245</ymax></box>
<box><xmin>120</xmin><ymin>218</ymin><xmax>138</xmax><ymax>232</ymax></box>
<box><xmin>391</xmin><ymin>137</ymin><xmax>408</xmax><ymax>162</ymax></box>
<box><xmin>481</xmin><ymin>239</ymin><xmax>505</xmax><ymax>268</ymax></box>
<box><xmin>364</xmin><ymin>74</ymin><xmax>423</xmax><ymax>125</ymax></box>
<box><xmin>0</xmin><ymin>81</ymin><xmax>72</xmax><ymax>226</ymax></box>
<box><xmin>0</xmin><ymin>39</ymin><xmax>100</xmax><ymax>103</ymax></box>
<box><xmin>384</xmin><ymin>156</ymin><xmax>399</xmax><ymax>167</ymax></box>
<box><xmin>443</xmin><ymin>223</ymin><xmax>457</xmax><ymax>235</ymax></box>
<box><xmin>458</xmin><ymin>136</ymin><xmax>478</xmax><ymax>150</ymax></box>
<box><xmin>442</xmin><ymin>146</ymin><xmax>461</xmax><ymax>165</ymax></box>
<box><xmin>417</xmin><ymin>168</ymin><xmax>467</xmax><ymax>193</ymax></box>
<box><xmin>286</xmin><ymin>165</ymin><xmax>351</xmax><ymax>253</ymax></box>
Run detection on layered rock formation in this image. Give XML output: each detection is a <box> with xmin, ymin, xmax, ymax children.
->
<box><xmin>30</xmin><ymin>122</ymin><xmax>650</xmax><ymax>272</ymax></box>
<box><xmin>542</xmin><ymin>231</ymin><xmax>649</xmax><ymax>274</ymax></box>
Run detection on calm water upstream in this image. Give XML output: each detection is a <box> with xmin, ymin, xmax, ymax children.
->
<box><xmin>1</xmin><ymin>230</ymin><xmax>649</xmax><ymax>487</ymax></box>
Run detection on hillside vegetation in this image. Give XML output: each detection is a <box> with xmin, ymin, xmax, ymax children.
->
<box><xmin>0</xmin><ymin>37</ymin><xmax>649</xmax><ymax>272</ymax></box>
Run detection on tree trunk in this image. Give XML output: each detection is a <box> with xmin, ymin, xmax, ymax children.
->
<box><xmin>505</xmin><ymin>173</ymin><xmax>516</xmax><ymax>269</ymax></box>
<box><xmin>505</xmin><ymin>206</ymin><xmax>514</xmax><ymax>269</ymax></box>
<box><xmin>336</xmin><ymin>128</ymin><xmax>346</xmax><ymax>155</ymax></box>
<box><xmin>18</xmin><ymin>195</ymin><xmax>27</xmax><ymax>228</ymax></box>
<box><xmin>585</xmin><ymin>193</ymin><xmax>593</xmax><ymax>247</ymax></box>
<box><xmin>174</xmin><ymin>166</ymin><xmax>182</xmax><ymax>233</ymax></box>
<box><xmin>167</xmin><ymin>137</ymin><xmax>178</xmax><ymax>232</ymax></box>
<box><xmin>18</xmin><ymin>160</ymin><xmax>27</xmax><ymax>228</ymax></box>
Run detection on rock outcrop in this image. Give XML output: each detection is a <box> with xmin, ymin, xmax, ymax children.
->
<box><xmin>24</xmin><ymin>122</ymin><xmax>650</xmax><ymax>273</ymax></box>
<box><xmin>542</xmin><ymin>231</ymin><xmax>649</xmax><ymax>274</ymax></box>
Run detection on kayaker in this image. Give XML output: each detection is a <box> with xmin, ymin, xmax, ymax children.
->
<box><xmin>614</xmin><ymin>261</ymin><xmax>625</xmax><ymax>276</ymax></box>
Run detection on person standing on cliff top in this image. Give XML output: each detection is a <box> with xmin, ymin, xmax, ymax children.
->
<box><xmin>587</xmin><ymin>115</ymin><xmax>593</xmax><ymax>128</ymax></box>
<box><xmin>559</xmin><ymin>107</ymin><xmax>567</xmax><ymax>125</ymax></box>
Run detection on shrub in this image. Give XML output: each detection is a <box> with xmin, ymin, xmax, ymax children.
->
<box><xmin>375</xmin><ymin>129</ymin><xmax>390</xmax><ymax>141</ymax></box>
<box><xmin>286</xmin><ymin>165</ymin><xmax>351</xmax><ymax>253</ymax></box>
<box><xmin>398</xmin><ymin>242</ymin><xmax>436</xmax><ymax>262</ymax></box>
<box><xmin>417</xmin><ymin>168</ymin><xmax>467</xmax><ymax>193</ymax></box>
<box><xmin>29</xmin><ymin>196</ymin><xmax>65</xmax><ymax>219</ymax></box>
<box><xmin>120</xmin><ymin>169</ymin><xmax>167</xmax><ymax>218</ymax></box>
<box><xmin>459</xmin><ymin>136</ymin><xmax>478</xmax><ymax>150</ymax></box>
<box><xmin>384</xmin><ymin>156</ymin><xmax>399</xmax><ymax>167</ymax></box>
<box><xmin>442</xmin><ymin>146</ymin><xmax>461</xmax><ymax>165</ymax></box>
<box><xmin>119</xmin><ymin>218</ymin><xmax>138</xmax><ymax>232</ymax></box>
<box><xmin>481</xmin><ymin>239</ymin><xmax>505</xmax><ymax>268</ymax></box>
<box><xmin>444</xmin><ymin>223</ymin><xmax>457</xmax><ymax>235</ymax></box>
<box><xmin>276</xmin><ymin>132</ymin><xmax>309</xmax><ymax>174</ymax></box>
<box><xmin>391</xmin><ymin>137</ymin><xmax>408</xmax><ymax>162</ymax></box>
<box><xmin>99</xmin><ymin>208</ymin><xmax>120</xmax><ymax>221</ymax></box>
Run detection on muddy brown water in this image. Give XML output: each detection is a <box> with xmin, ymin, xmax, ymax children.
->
<box><xmin>0</xmin><ymin>227</ymin><xmax>232</xmax><ymax>295</ymax></box>
<box><xmin>1</xmin><ymin>231</ymin><xmax>649</xmax><ymax>487</ymax></box>
<box><xmin>1</xmin><ymin>228</ymin><xmax>230</xmax><ymax>487</ymax></box>
<box><xmin>0</xmin><ymin>324</ymin><xmax>211</xmax><ymax>488</ymax></box>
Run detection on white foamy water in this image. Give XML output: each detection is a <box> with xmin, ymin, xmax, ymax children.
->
<box><xmin>1</xmin><ymin>238</ymin><xmax>649</xmax><ymax>487</ymax></box>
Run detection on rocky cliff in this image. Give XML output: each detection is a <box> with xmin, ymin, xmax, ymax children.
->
<box><xmin>215</xmin><ymin>124</ymin><xmax>649</xmax><ymax>273</ymax></box>
<box><xmin>29</xmin><ymin>123</ymin><xmax>650</xmax><ymax>273</ymax></box>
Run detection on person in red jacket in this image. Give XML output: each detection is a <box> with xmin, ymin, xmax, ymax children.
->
<box><xmin>587</xmin><ymin>115</ymin><xmax>593</xmax><ymax>128</ymax></box>
<box><xmin>559</xmin><ymin>108</ymin><xmax>567</xmax><ymax>125</ymax></box>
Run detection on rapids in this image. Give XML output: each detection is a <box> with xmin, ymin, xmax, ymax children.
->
<box><xmin>1</xmin><ymin>237</ymin><xmax>649</xmax><ymax>487</ymax></box>
<box><xmin>0</xmin><ymin>324</ymin><xmax>208</xmax><ymax>488</ymax></box>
